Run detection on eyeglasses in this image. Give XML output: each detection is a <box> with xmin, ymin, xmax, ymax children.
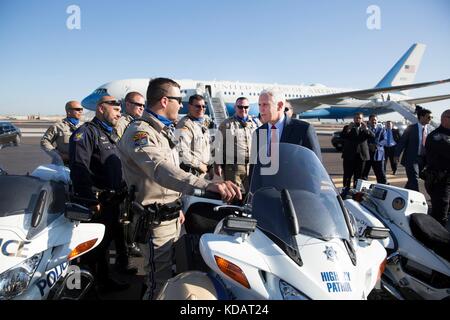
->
<box><xmin>102</xmin><ymin>100</ymin><xmax>121</xmax><ymax>106</ymax></box>
<box><xmin>70</xmin><ymin>108</ymin><xmax>83</xmax><ymax>112</ymax></box>
<box><xmin>166</xmin><ymin>96</ymin><xmax>183</xmax><ymax>104</ymax></box>
<box><xmin>128</xmin><ymin>101</ymin><xmax>145</xmax><ymax>108</ymax></box>
<box><xmin>193</xmin><ymin>104</ymin><xmax>206</xmax><ymax>109</ymax></box>
<box><xmin>237</xmin><ymin>105</ymin><xmax>249</xmax><ymax>110</ymax></box>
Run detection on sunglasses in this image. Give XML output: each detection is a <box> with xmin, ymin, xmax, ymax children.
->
<box><xmin>193</xmin><ymin>104</ymin><xmax>206</xmax><ymax>109</ymax></box>
<box><xmin>237</xmin><ymin>105</ymin><xmax>249</xmax><ymax>110</ymax></box>
<box><xmin>166</xmin><ymin>96</ymin><xmax>183</xmax><ymax>104</ymax></box>
<box><xmin>128</xmin><ymin>101</ymin><xmax>145</xmax><ymax>108</ymax></box>
<box><xmin>102</xmin><ymin>100</ymin><xmax>121</xmax><ymax>106</ymax></box>
<box><xmin>70</xmin><ymin>108</ymin><xmax>83</xmax><ymax>111</ymax></box>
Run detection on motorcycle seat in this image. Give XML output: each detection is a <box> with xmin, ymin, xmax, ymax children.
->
<box><xmin>409</xmin><ymin>213</ymin><xmax>450</xmax><ymax>262</ymax></box>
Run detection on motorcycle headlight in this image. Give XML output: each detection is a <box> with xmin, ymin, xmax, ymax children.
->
<box><xmin>279</xmin><ymin>280</ymin><xmax>310</xmax><ymax>300</ymax></box>
<box><xmin>0</xmin><ymin>252</ymin><xmax>43</xmax><ymax>300</ymax></box>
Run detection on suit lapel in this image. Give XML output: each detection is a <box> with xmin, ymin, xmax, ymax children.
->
<box><xmin>280</xmin><ymin>116</ymin><xmax>292</xmax><ymax>143</ymax></box>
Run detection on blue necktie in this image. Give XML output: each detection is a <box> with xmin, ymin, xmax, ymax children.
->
<box><xmin>387</xmin><ymin>130</ymin><xmax>391</xmax><ymax>146</ymax></box>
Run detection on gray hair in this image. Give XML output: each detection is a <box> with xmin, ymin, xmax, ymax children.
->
<box><xmin>260</xmin><ymin>88</ymin><xmax>285</xmax><ymax>105</ymax></box>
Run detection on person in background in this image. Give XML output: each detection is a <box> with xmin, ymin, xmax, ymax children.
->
<box><xmin>115</xmin><ymin>91</ymin><xmax>145</xmax><ymax>138</ymax></box>
<box><xmin>394</xmin><ymin>107</ymin><xmax>433</xmax><ymax>191</ymax></box>
<box><xmin>41</xmin><ymin>101</ymin><xmax>83</xmax><ymax>165</ymax></box>
<box><xmin>215</xmin><ymin>97</ymin><xmax>260</xmax><ymax>192</ymax></box>
<box><xmin>341</xmin><ymin>112</ymin><xmax>374</xmax><ymax>189</ymax></box>
<box><xmin>384</xmin><ymin>120</ymin><xmax>401</xmax><ymax>175</ymax></box>
<box><xmin>424</xmin><ymin>109</ymin><xmax>450</xmax><ymax>227</ymax></box>
<box><xmin>362</xmin><ymin>114</ymin><xmax>387</xmax><ymax>184</ymax></box>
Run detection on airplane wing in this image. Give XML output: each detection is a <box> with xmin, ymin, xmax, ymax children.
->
<box><xmin>287</xmin><ymin>77</ymin><xmax>450</xmax><ymax>113</ymax></box>
<box><xmin>401</xmin><ymin>93</ymin><xmax>450</xmax><ymax>105</ymax></box>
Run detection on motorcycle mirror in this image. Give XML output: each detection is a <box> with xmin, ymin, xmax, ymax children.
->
<box><xmin>65</xmin><ymin>202</ymin><xmax>93</xmax><ymax>222</ymax></box>
<box><xmin>364</xmin><ymin>226</ymin><xmax>390</xmax><ymax>239</ymax></box>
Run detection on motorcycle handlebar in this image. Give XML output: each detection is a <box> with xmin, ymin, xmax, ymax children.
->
<box><xmin>192</xmin><ymin>188</ymin><xmax>222</xmax><ymax>200</ymax></box>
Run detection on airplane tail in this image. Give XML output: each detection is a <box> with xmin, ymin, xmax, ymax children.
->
<box><xmin>375</xmin><ymin>43</ymin><xmax>426</xmax><ymax>93</ymax></box>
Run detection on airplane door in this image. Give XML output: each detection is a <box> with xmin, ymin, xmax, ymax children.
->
<box><xmin>205</xmin><ymin>85</ymin><xmax>212</xmax><ymax>97</ymax></box>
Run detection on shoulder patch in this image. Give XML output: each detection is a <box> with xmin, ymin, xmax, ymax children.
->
<box><xmin>133</xmin><ymin>131</ymin><xmax>150</xmax><ymax>147</ymax></box>
<box><xmin>73</xmin><ymin>132</ymin><xmax>84</xmax><ymax>142</ymax></box>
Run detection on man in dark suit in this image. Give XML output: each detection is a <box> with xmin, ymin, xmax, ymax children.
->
<box><xmin>362</xmin><ymin>114</ymin><xmax>387</xmax><ymax>184</ymax></box>
<box><xmin>248</xmin><ymin>88</ymin><xmax>321</xmax><ymax>190</ymax></box>
<box><xmin>384</xmin><ymin>120</ymin><xmax>401</xmax><ymax>175</ymax></box>
<box><xmin>394</xmin><ymin>107</ymin><xmax>433</xmax><ymax>191</ymax></box>
<box><xmin>341</xmin><ymin>112</ymin><xmax>375</xmax><ymax>189</ymax></box>
<box><xmin>253</xmin><ymin>88</ymin><xmax>322</xmax><ymax>160</ymax></box>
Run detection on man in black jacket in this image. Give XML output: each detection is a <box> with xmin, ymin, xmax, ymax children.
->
<box><xmin>69</xmin><ymin>95</ymin><xmax>134</xmax><ymax>293</ymax></box>
<box><xmin>424</xmin><ymin>109</ymin><xmax>450</xmax><ymax>226</ymax></box>
<box><xmin>341</xmin><ymin>113</ymin><xmax>374</xmax><ymax>189</ymax></box>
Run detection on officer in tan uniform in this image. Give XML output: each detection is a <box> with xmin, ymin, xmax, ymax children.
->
<box><xmin>40</xmin><ymin>100</ymin><xmax>83</xmax><ymax>165</ymax></box>
<box><xmin>115</xmin><ymin>91</ymin><xmax>145</xmax><ymax>138</ymax></box>
<box><xmin>215</xmin><ymin>97</ymin><xmax>260</xmax><ymax>192</ymax></box>
<box><xmin>176</xmin><ymin>94</ymin><xmax>212</xmax><ymax>178</ymax></box>
<box><xmin>118</xmin><ymin>78</ymin><xmax>241</xmax><ymax>300</ymax></box>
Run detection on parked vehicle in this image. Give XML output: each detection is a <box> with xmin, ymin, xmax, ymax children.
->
<box><xmin>158</xmin><ymin>144</ymin><xmax>388</xmax><ymax>300</ymax></box>
<box><xmin>0</xmin><ymin>165</ymin><xmax>105</xmax><ymax>300</ymax></box>
<box><xmin>345</xmin><ymin>180</ymin><xmax>450</xmax><ymax>300</ymax></box>
<box><xmin>0</xmin><ymin>122</ymin><xmax>21</xmax><ymax>148</ymax></box>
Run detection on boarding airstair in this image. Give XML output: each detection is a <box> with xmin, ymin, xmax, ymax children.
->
<box><xmin>387</xmin><ymin>101</ymin><xmax>439</xmax><ymax>128</ymax></box>
<box><xmin>203</xmin><ymin>90</ymin><xmax>228</xmax><ymax>127</ymax></box>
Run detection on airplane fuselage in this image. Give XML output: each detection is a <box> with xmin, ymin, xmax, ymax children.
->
<box><xmin>81</xmin><ymin>78</ymin><xmax>410</xmax><ymax>120</ymax></box>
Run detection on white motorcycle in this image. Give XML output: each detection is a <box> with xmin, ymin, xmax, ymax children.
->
<box><xmin>0</xmin><ymin>165</ymin><xmax>105</xmax><ymax>300</ymax></box>
<box><xmin>344</xmin><ymin>180</ymin><xmax>450</xmax><ymax>300</ymax></box>
<box><xmin>158</xmin><ymin>144</ymin><xmax>388</xmax><ymax>300</ymax></box>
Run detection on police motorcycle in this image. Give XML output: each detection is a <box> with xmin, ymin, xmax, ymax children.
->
<box><xmin>343</xmin><ymin>180</ymin><xmax>450</xmax><ymax>300</ymax></box>
<box><xmin>0</xmin><ymin>164</ymin><xmax>105</xmax><ymax>300</ymax></box>
<box><xmin>158</xmin><ymin>144</ymin><xmax>388</xmax><ymax>300</ymax></box>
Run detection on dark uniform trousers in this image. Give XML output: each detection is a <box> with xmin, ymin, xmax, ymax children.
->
<box><xmin>425</xmin><ymin>180</ymin><xmax>450</xmax><ymax>227</ymax></box>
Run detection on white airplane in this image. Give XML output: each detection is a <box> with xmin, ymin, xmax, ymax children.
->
<box><xmin>81</xmin><ymin>43</ymin><xmax>450</xmax><ymax>123</ymax></box>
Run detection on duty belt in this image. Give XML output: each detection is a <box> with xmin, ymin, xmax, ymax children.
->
<box><xmin>132</xmin><ymin>198</ymin><xmax>183</xmax><ymax>243</ymax></box>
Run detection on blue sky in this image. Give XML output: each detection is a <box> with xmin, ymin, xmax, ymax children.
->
<box><xmin>0</xmin><ymin>0</ymin><xmax>449</xmax><ymax>119</ymax></box>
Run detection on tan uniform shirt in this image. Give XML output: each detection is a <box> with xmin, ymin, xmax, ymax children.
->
<box><xmin>115</xmin><ymin>113</ymin><xmax>134</xmax><ymax>138</ymax></box>
<box><xmin>40</xmin><ymin>118</ymin><xmax>81</xmax><ymax>164</ymax></box>
<box><xmin>176</xmin><ymin>115</ymin><xmax>211</xmax><ymax>171</ymax></box>
<box><xmin>218</xmin><ymin>115</ymin><xmax>260</xmax><ymax>165</ymax></box>
<box><xmin>118</xmin><ymin>111</ymin><xmax>209</xmax><ymax>206</ymax></box>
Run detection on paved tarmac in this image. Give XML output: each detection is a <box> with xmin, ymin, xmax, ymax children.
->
<box><xmin>0</xmin><ymin>135</ymin><xmax>421</xmax><ymax>191</ymax></box>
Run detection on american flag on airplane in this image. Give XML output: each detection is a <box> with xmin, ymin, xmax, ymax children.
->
<box><xmin>404</xmin><ymin>65</ymin><xmax>416</xmax><ymax>73</ymax></box>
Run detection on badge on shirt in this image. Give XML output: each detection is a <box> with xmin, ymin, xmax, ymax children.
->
<box><xmin>133</xmin><ymin>131</ymin><xmax>149</xmax><ymax>147</ymax></box>
<box><xmin>73</xmin><ymin>132</ymin><xmax>84</xmax><ymax>142</ymax></box>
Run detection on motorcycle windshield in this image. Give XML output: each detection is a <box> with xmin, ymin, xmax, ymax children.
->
<box><xmin>249</xmin><ymin>144</ymin><xmax>350</xmax><ymax>244</ymax></box>
<box><xmin>0</xmin><ymin>175</ymin><xmax>66</xmax><ymax>217</ymax></box>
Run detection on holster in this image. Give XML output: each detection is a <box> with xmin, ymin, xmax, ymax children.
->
<box><xmin>131</xmin><ymin>199</ymin><xmax>183</xmax><ymax>244</ymax></box>
<box><xmin>97</xmin><ymin>186</ymin><xmax>128</xmax><ymax>206</ymax></box>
